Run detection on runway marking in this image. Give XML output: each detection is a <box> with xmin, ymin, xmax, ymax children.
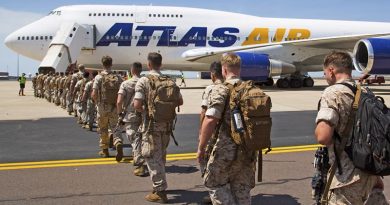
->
<box><xmin>0</xmin><ymin>144</ymin><xmax>321</xmax><ymax>171</ymax></box>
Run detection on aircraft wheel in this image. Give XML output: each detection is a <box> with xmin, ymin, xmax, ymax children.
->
<box><xmin>303</xmin><ymin>77</ymin><xmax>314</xmax><ymax>87</ymax></box>
<box><xmin>265</xmin><ymin>78</ymin><xmax>274</xmax><ymax>86</ymax></box>
<box><xmin>290</xmin><ymin>79</ymin><xmax>302</xmax><ymax>88</ymax></box>
<box><xmin>277</xmin><ymin>78</ymin><xmax>289</xmax><ymax>88</ymax></box>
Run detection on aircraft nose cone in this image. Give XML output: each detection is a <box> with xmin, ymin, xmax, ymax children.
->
<box><xmin>4</xmin><ymin>32</ymin><xmax>16</xmax><ymax>50</ymax></box>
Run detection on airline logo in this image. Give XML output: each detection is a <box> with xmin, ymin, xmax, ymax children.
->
<box><xmin>97</xmin><ymin>23</ymin><xmax>311</xmax><ymax>47</ymax></box>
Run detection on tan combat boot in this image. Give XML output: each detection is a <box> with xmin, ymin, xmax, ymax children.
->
<box><xmin>134</xmin><ymin>165</ymin><xmax>149</xmax><ymax>177</ymax></box>
<box><xmin>145</xmin><ymin>191</ymin><xmax>168</xmax><ymax>203</ymax></box>
<box><xmin>115</xmin><ymin>143</ymin><xmax>123</xmax><ymax>162</ymax></box>
<box><xmin>98</xmin><ymin>149</ymin><xmax>109</xmax><ymax>158</ymax></box>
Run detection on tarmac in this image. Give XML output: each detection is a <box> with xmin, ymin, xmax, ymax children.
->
<box><xmin>0</xmin><ymin>78</ymin><xmax>390</xmax><ymax>205</ymax></box>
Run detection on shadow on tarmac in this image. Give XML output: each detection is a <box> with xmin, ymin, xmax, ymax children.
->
<box><xmin>252</xmin><ymin>193</ymin><xmax>300</xmax><ymax>205</ymax></box>
<box><xmin>166</xmin><ymin>164</ymin><xmax>199</xmax><ymax>174</ymax></box>
<box><xmin>168</xmin><ymin>189</ymin><xmax>208</xmax><ymax>205</ymax></box>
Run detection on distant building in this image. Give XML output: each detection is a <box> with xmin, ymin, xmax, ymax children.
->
<box><xmin>0</xmin><ymin>72</ymin><xmax>9</xmax><ymax>80</ymax></box>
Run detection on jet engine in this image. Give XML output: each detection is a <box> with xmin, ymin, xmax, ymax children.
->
<box><xmin>353</xmin><ymin>38</ymin><xmax>390</xmax><ymax>74</ymax></box>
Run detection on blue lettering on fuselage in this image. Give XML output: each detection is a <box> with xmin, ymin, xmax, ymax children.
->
<box><xmin>96</xmin><ymin>23</ymin><xmax>240</xmax><ymax>47</ymax></box>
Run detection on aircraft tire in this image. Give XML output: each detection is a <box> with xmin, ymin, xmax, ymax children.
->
<box><xmin>290</xmin><ymin>79</ymin><xmax>302</xmax><ymax>88</ymax></box>
<box><xmin>277</xmin><ymin>78</ymin><xmax>289</xmax><ymax>88</ymax></box>
<box><xmin>303</xmin><ymin>77</ymin><xmax>314</xmax><ymax>87</ymax></box>
<box><xmin>265</xmin><ymin>78</ymin><xmax>274</xmax><ymax>86</ymax></box>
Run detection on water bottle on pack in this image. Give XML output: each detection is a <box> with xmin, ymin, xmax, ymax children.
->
<box><xmin>232</xmin><ymin>106</ymin><xmax>244</xmax><ymax>133</ymax></box>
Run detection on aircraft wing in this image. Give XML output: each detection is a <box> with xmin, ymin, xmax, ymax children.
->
<box><xmin>182</xmin><ymin>33</ymin><xmax>390</xmax><ymax>63</ymax></box>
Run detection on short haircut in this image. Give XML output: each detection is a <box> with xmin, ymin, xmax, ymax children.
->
<box><xmin>101</xmin><ymin>55</ymin><xmax>113</xmax><ymax>67</ymax></box>
<box><xmin>132</xmin><ymin>62</ymin><xmax>143</xmax><ymax>75</ymax></box>
<box><xmin>92</xmin><ymin>71</ymin><xmax>98</xmax><ymax>78</ymax></box>
<box><xmin>323</xmin><ymin>51</ymin><xmax>353</xmax><ymax>74</ymax></box>
<box><xmin>60</xmin><ymin>72</ymin><xmax>64</xmax><ymax>76</ymax></box>
<box><xmin>78</xmin><ymin>64</ymin><xmax>85</xmax><ymax>71</ymax></box>
<box><xmin>147</xmin><ymin>52</ymin><xmax>162</xmax><ymax>68</ymax></box>
<box><xmin>221</xmin><ymin>53</ymin><xmax>241</xmax><ymax>71</ymax></box>
<box><xmin>83</xmin><ymin>72</ymin><xmax>90</xmax><ymax>79</ymax></box>
<box><xmin>55</xmin><ymin>72</ymin><xmax>59</xmax><ymax>75</ymax></box>
<box><xmin>210</xmin><ymin>61</ymin><xmax>223</xmax><ymax>79</ymax></box>
<box><xmin>65</xmin><ymin>71</ymin><xmax>69</xmax><ymax>75</ymax></box>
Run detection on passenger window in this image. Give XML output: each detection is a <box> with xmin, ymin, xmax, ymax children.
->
<box><xmin>237</xmin><ymin>37</ymin><xmax>240</xmax><ymax>41</ymax></box>
<box><xmin>158</xmin><ymin>14</ymin><xmax>161</xmax><ymax>17</ymax></box>
<box><xmin>126</xmin><ymin>14</ymin><xmax>129</xmax><ymax>16</ymax></box>
<box><xmin>153</xmin><ymin>36</ymin><xmax>156</xmax><ymax>40</ymax></box>
<box><xmin>117</xmin><ymin>13</ymin><xmax>120</xmax><ymax>16</ymax></box>
<box><xmin>121</xmin><ymin>13</ymin><xmax>124</xmax><ymax>16</ymax></box>
<box><xmin>50</xmin><ymin>36</ymin><xmax>53</xmax><ymax>40</ymax></box>
<box><xmin>98</xmin><ymin>13</ymin><xmax>101</xmax><ymax>16</ymax></box>
<box><xmin>89</xmin><ymin>13</ymin><xmax>92</xmax><ymax>16</ymax></box>
<box><xmin>149</xmin><ymin>14</ymin><xmax>152</xmax><ymax>17</ymax></box>
<box><xmin>40</xmin><ymin>36</ymin><xmax>44</xmax><ymax>40</ymax></box>
<box><xmin>134</xmin><ymin>36</ymin><xmax>137</xmax><ymax>40</ymax></box>
<box><xmin>107</xmin><ymin>13</ymin><xmax>110</xmax><ymax>16</ymax></box>
<box><xmin>27</xmin><ymin>36</ymin><xmax>29</xmax><ymax>40</ymax></box>
<box><xmin>18</xmin><ymin>37</ymin><xmax>20</xmax><ymax>40</ymax></box>
<box><xmin>180</xmin><ymin>15</ymin><xmax>183</xmax><ymax>18</ymax></box>
<box><xmin>22</xmin><ymin>37</ymin><xmax>25</xmax><ymax>40</ymax></box>
<box><xmin>176</xmin><ymin>15</ymin><xmax>178</xmax><ymax>18</ymax></box>
<box><xmin>93</xmin><ymin>13</ymin><xmax>96</xmax><ymax>16</ymax></box>
<box><xmin>45</xmin><ymin>36</ymin><xmax>48</xmax><ymax>40</ymax></box>
<box><xmin>131</xmin><ymin>14</ymin><xmax>134</xmax><ymax>17</ymax></box>
<box><xmin>103</xmin><ymin>13</ymin><xmax>106</xmax><ymax>16</ymax></box>
<box><xmin>31</xmin><ymin>36</ymin><xmax>34</xmax><ymax>40</ymax></box>
<box><xmin>162</xmin><ymin>14</ymin><xmax>165</xmax><ymax>17</ymax></box>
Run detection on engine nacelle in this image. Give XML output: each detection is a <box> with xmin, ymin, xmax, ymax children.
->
<box><xmin>236</xmin><ymin>52</ymin><xmax>296</xmax><ymax>81</ymax></box>
<box><xmin>353</xmin><ymin>38</ymin><xmax>390</xmax><ymax>74</ymax></box>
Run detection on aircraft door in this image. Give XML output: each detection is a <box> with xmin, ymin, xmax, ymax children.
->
<box><xmin>82</xmin><ymin>24</ymin><xmax>96</xmax><ymax>49</ymax></box>
<box><xmin>135</xmin><ymin>7</ymin><xmax>147</xmax><ymax>23</ymax></box>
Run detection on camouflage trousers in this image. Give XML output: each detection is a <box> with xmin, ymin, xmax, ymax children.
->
<box><xmin>39</xmin><ymin>88</ymin><xmax>44</xmax><ymax>98</ymax></box>
<box><xmin>97</xmin><ymin>104</ymin><xmax>118</xmax><ymax>149</ymax></box>
<box><xmin>328</xmin><ymin>175</ymin><xmax>388</xmax><ymax>205</ymax></box>
<box><xmin>66</xmin><ymin>91</ymin><xmax>73</xmax><ymax>112</ymax></box>
<box><xmin>45</xmin><ymin>89</ymin><xmax>51</xmax><ymax>102</ymax></box>
<box><xmin>61</xmin><ymin>89</ymin><xmax>67</xmax><ymax>108</ymax></box>
<box><xmin>33</xmin><ymin>87</ymin><xmax>37</xmax><ymax>97</ymax></box>
<box><xmin>86</xmin><ymin>100</ymin><xmax>96</xmax><ymax>126</ymax></box>
<box><xmin>204</xmin><ymin>148</ymin><xmax>256</xmax><ymax>205</ymax></box>
<box><xmin>79</xmin><ymin>101</ymin><xmax>88</xmax><ymax>124</ymax></box>
<box><xmin>141</xmin><ymin>130</ymin><xmax>170</xmax><ymax>192</ymax></box>
<box><xmin>114</xmin><ymin>122</ymin><xmax>144</xmax><ymax>165</ymax></box>
<box><xmin>54</xmin><ymin>90</ymin><xmax>62</xmax><ymax>105</ymax></box>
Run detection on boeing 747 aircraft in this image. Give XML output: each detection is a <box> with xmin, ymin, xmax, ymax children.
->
<box><xmin>4</xmin><ymin>5</ymin><xmax>390</xmax><ymax>88</ymax></box>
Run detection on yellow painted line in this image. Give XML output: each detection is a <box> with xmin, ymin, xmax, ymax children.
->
<box><xmin>0</xmin><ymin>144</ymin><xmax>321</xmax><ymax>171</ymax></box>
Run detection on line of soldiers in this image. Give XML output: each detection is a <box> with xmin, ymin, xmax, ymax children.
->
<box><xmin>32</xmin><ymin>65</ymin><xmax>99</xmax><ymax>130</ymax></box>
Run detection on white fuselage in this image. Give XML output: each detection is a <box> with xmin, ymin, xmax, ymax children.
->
<box><xmin>5</xmin><ymin>5</ymin><xmax>390</xmax><ymax>72</ymax></box>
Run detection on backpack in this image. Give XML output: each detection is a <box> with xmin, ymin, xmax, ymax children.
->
<box><xmin>101</xmin><ymin>73</ymin><xmax>121</xmax><ymax>105</ymax></box>
<box><xmin>226</xmin><ymin>80</ymin><xmax>272</xmax><ymax>152</ymax></box>
<box><xmin>65</xmin><ymin>76</ymin><xmax>72</xmax><ymax>89</ymax></box>
<box><xmin>341</xmin><ymin>83</ymin><xmax>390</xmax><ymax>176</ymax></box>
<box><xmin>147</xmin><ymin>75</ymin><xmax>180</xmax><ymax>123</ymax></box>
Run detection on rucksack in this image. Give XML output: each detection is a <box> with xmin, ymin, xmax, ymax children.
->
<box><xmin>226</xmin><ymin>80</ymin><xmax>272</xmax><ymax>152</ymax></box>
<box><xmin>101</xmin><ymin>73</ymin><xmax>121</xmax><ymax>105</ymax></box>
<box><xmin>341</xmin><ymin>83</ymin><xmax>390</xmax><ymax>176</ymax></box>
<box><xmin>147</xmin><ymin>75</ymin><xmax>180</xmax><ymax>123</ymax></box>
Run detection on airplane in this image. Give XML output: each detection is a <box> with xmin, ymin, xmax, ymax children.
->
<box><xmin>4</xmin><ymin>5</ymin><xmax>390</xmax><ymax>88</ymax></box>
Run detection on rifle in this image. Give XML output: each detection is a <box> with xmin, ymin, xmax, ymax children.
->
<box><xmin>311</xmin><ymin>147</ymin><xmax>330</xmax><ymax>205</ymax></box>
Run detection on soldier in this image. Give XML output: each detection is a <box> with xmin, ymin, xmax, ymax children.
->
<box><xmin>83</xmin><ymin>71</ymin><xmax>98</xmax><ymax>130</ymax></box>
<box><xmin>55</xmin><ymin>72</ymin><xmax>64</xmax><ymax>106</ymax></box>
<box><xmin>37</xmin><ymin>72</ymin><xmax>45</xmax><ymax>98</ymax></box>
<box><xmin>92</xmin><ymin>56</ymin><xmax>123</xmax><ymax>158</ymax></box>
<box><xmin>50</xmin><ymin>72</ymin><xmax>59</xmax><ymax>104</ymax></box>
<box><xmin>65</xmin><ymin>71</ymin><xmax>74</xmax><ymax>112</ymax></box>
<box><xmin>198</xmin><ymin>62</ymin><xmax>223</xmax><ymax>205</ymax></box>
<box><xmin>32</xmin><ymin>73</ymin><xmax>38</xmax><ymax>97</ymax></box>
<box><xmin>115</xmin><ymin>62</ymin><xmax>147</xmax><ymax>174</ymax></box>
<box><xmin>134</xmin><ymin>52</ymin><xmax>183</xmax><ymax>203</ymax></box>
<box><xmin>315</xmin><ymin>51</ymin><xmax>388</xmax><ymax>205</ymax></box>
<box><xmin>69</xmin><ymin>65</ymin><xmax>85</xmax><ymax>116</ymax></box>
<box><xmin>198</xmin><ymin>53</ymin><xmax>256</xmax><ymax>205</ymax></box>
<box><xmin>44</xmin><ymin>72</ymin><xmax>52</xmax><ymax>102</ymax></box>
<box><xmin>75</xmin><ymin>72</ymin><xmax>90</xmax><ymax>125</ymax></box>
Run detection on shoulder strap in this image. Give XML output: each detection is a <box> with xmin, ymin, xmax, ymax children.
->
<box><xmin>321</xmin><ymin>84</ymin><xmax>362</xmax><ymax>205</ymax></box>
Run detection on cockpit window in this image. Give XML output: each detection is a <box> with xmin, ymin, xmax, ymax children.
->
<box><xmin>48</xmin><ymin>10</ymin><xmax>61</xmax><ymax>16</ymax></box>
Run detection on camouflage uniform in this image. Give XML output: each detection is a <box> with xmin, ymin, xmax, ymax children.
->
<box><xmin>50</xmin><ymin>75</ymin><xmax>57</xmax><ymax>104</ymax></box>
<box><xmin>32</xmin><ymin>75</ymin><xmax>38</xmax><ymax>97</ymax></box>
<box><xmin>201</xmin><ymin>79</ymin><xmax>223</xmax><ymax>108</ymax></box>
<box><xmin>84</xmin><ymin>80</ymin><xmax>96</xmax><ymax>128</ymax></box>
<box><xmin>65</xmin><ymin>74</ymin><xmax>73</xmax><ymax>112</ymax></box>
<box><xmin>115</xmin><ymin>77</ymin><xmax>143</xmax><ymax>165</ymax></box>
<box><xmin>134</xmin><ymin>70</ymin><xmax>182</xmax><ymax>192</ymax></box>
<box><xmin>60</xmin><ymin>76</ymin><xmax>67</xmax><ymax>108</ymax></box>
<box><xmin>93</xmin><ymin>70</ymin><xmax>122</xmax><ymax>150</ymax></box>
<box><xmin>74</xmin><ymin>79</ymin><xmax>83</xmax><ymax>121</ymax></box>
<box><xmin>36</xmin><ymin>74</ymin><xmax>44</xmax><ymax>98</ymax></box>
<box><xmin>203</xmin><ymin>77</ymin><xmax>256</xmax><ymax>205</ymax></box>
<box><xmin>77</xmin><ymin>78</ymin><xmax>89</xmax><ymax>124</ymax></box>
<box><xmin>71</xmin><ymin>71</ymin><xmax>83</xmax><ymax>115</ymax></box>
<box><xmin>316</xmin><ymin>79</ymin><xmax>388</xmax><ymax>205</ymax></box>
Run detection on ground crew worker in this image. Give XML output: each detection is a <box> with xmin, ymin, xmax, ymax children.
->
<box><xmin>134</xmin><ymin>52</ymin><xmax>183</xmax><ymax>203</ymax></box>
<box><xmin>179</xmin><ymin>71</ymin><xmax>186</xmax><ymax>87</ymax></box>
<box><xmin>198</xmin><ymin>53</ymin><xmax>256</xmax><ymax>205</ymax></box>
<box><xmin>92</xmin><ymin>56</ymin><xmax>123</xmax><ymax>158</ymax></box>
<box><xmin>115</xmin><ymin>62</ymin><xmax>147</xmax><ymax>175</ymax></box>
<box><xmin>315</xmin><ymin>51</ymin><xmax>388</xmax><ymax>205</ymax></box>
<box><xmin>32</xmin><ymin>73</ymin><xmax>38</xmax><ymax>97</ymax></box>
<box><xmin>83</xmin><ymin>71</ymin><xmax>98</xmax><ymax>130</ymax></box>
<box><xmin>198</xmin><ymin>61</ymin><xmax>223</xmax><ymax>205</ymax></box>
<box><xmin>17</xmin><ymin>73</ymin><xmax>27</xmax><ymax>96</ymax></box>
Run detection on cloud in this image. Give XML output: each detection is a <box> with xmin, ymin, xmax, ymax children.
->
<box><xmin>0</xmin><ymin>7</ymin><xmax>43</xmax><ymax>75</ymax></box>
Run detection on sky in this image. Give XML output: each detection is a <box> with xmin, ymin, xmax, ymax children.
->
<box><xmin>1</xmin><ymin>0</ymin><xmax>390</xmax><ymax>77</ymax></box>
